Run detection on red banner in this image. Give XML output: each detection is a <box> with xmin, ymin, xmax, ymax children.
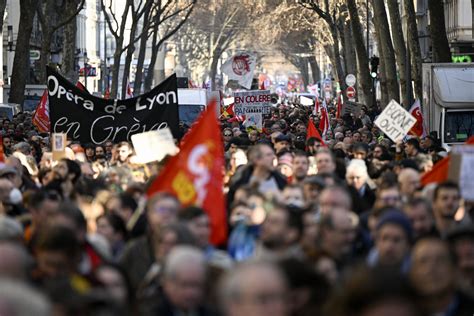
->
<box><xmin>146</xmin><ymin>99</ymin><xmax>227</xmax><ymax>245</ymax></box>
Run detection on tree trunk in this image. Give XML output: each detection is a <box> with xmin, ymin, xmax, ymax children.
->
<box><xmin>308</xmin><ymin>55</ymin><xmax>320</xmax><ymax>84</ymax></box>
<box><xmin>329</xmin><ymin>23</ymin><xmax>346</xmax><ymax>90</ymax></box>
<box><xmin>0</xmin><ymin>0</ymin><xmax>7</xmax><ymax>35</ymax></box>
<box><xmin>133</xmin><ymin>5</ymin><xmax>152</xmax><ymax>94</ymax></box>
<box><xmin>404</xmin><ymin>0</ymin><xmax>423</xmax><ymax>101</ymax></box>
<box><xmin>346</xmin><ymin>0</ymin><xmax>372</xmax><ymax>107</ymax></box>
<box><xmin>62</xmin><ymin>14</ymin><xmax>78</xmax><ymax>82</ymax></box>
<box><xmin>372</xmin><ymin>0</ymin><xmax>399</xmax><ymax>103</ymax></box>
<box><xmin>299</xmin><ymin>58</ymin><xmax>309</xmax><ymax>88</ymax></box>
<box><xmin>121</xmin><ymin>22</ymin><xmax>138</xmax><ymax>98</ymax></box>
<box><xmin>37</xmin><ymin>0</ymin><xmax>56</xmax><ymax>83</ymax></box>
<box><xmin>337</xmin><ymin>16</ymin><xmax>348</xmax><ymax>76</ymax></box>
<box><xmin>144</xmin><ymin>23</ymin><xmax>159</xmax><ymax>92</ymax></box>
<box><xmin>9</xmin><ymin>0</ymin><xmax>37</xmax><ymax>104</ymax></box>
<box><xmin>39</xmin><ymin>29</ymin><xmax>52</xmax><ymax>83</ymax></box>
<box><xmin>373</xmin><ymin>20</ymin><xmax>388</xmax><ymax>108</ymax></box>
<box><xmin>324</xmin><ymin>44</ymin><xmax>337</xmax><ymax>79</ymax></box>
<box><xmin>342</xmin><ymin>19</ymin><xmax>357</xmax><ymax>77</ymax></box>
<box><xmin>428</xmin><ymin>0</ymin><xmax>451</xmax><ymax>62</ymax></box>
<box><xmin>110</xmin><ymin>45</ymin><xmax>123</xmax><ymax>98</ymax></box>
<box><xmin>209</xmin><ymin>50</ymin><xmax>220</xmax><ymax>91</ymax></box>
<box><xmin>387</xmin><ymin>0</ymin><xmax>410</xmax><ymax>107</ymax></box>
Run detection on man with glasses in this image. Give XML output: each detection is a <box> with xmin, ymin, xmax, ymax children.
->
<box><xmin>375</xmin><ymin>182</ymin><xmax>403</xmax><ymax>209</ymax></box>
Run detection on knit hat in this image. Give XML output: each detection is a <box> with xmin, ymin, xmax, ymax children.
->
<box><xmin>376</xmin><ymin>210</ymin><xmax>413</xmax><ymax>241</ymax></box>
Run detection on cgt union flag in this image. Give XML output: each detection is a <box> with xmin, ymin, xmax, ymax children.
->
<box><xmin>408</xmin><ymin>99</ymin><xmax>426</xmax><ymax>137</ymax></box>
<box><xmin>221</xmin><ymin>52</ymin><xmax>257</xmax><ymax>89</ymax></box>
<box><xmin>146</xmin><ymin>99</ymin><xmax>227</xmax><ymax>245</ymax></box>
<box><xmin>32</xmin><ymin>90</ymin><xmax>50</xmax><ymax>133</ymax></box>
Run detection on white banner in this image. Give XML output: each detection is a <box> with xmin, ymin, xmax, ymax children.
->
<box><xmin>375</xmin><ymin>100</ymin><xmax>417</xmax><ymax>142</ymax></box>
<box><xmin>221</xmin><ymin>53</ymin><xmax>257</xmax><ymax>89</ymax></box>
<box><xmin>233</xmin><ymin>90</ymin><xmax>272</xmax><ymax>116</ymax></box>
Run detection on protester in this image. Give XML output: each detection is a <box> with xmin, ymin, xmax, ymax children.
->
<box><xmin>0</xmin><ymin>81</ymin><xmax>472</xmax><ymax>316</ymax></box>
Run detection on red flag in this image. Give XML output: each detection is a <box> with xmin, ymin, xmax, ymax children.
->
<box><xmin>408</xmin><ymin>99</ymin><xmax>426</xmax><ymax>137</ymax></box>
<box><xmin>336</xmin><ymin>94</ymin><xmax>343</xmax><ymax>119</ymax></box>
<box><xmin>421</xmin><ymin>156</ymin><xmax>449</xmax><ymax>186</ymax></box>
<box><xmin>146</xmin><ymin>99</ymin><xmax>227</xmax><ymax>245</ymax></box>
<box><xmin>126</xmin><ymin>79</ymin><xmax>134</xmax><ymax>99</ymax></box>
<box><xmin>307</xmin><ymin>119</ymin><xmax>326</xmax><ymax>147</ymax></box>
<box><xmin>76</xmin><ymin>81</ymin><xmax>87</xmax><ymax>92</ymax></box>
<box><xmin>32</xmin><ymin>90</ymin><xmax>50</xmax><ymax>133</ymax></box>
<box><xmin>221</xmin><ymin>103</ymin><xmax>235</xmax><ymax>118</ymax></box>
<box><xmin>318</xmin><ymin>99</ymin><xmax>330</xmax><ymax>138</ymax></box>
<box><xmin>104</xmin><ymin>88</ymin><xmax>110</xmax><ymax>99</ymax></box>
<box><xmin>421</xmin><ymin>136</ymin><xmax>474</xmax><ymax>186</ymax></box>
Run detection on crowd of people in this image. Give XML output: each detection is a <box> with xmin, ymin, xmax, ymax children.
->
<box><xmin>0</xmin><ymin>98</ymin><xmax>472</xmax><ymax>316</ymax></box>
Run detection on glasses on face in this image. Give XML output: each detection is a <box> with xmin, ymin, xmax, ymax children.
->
<box><xmin>381</xmin><ymin>196</ymin><xmax>400</xmax><ymax>203</ymax></box>
<box><xmin>152</xmin><ymin>206</ymin><xmax>176</xmax><ymax>215</ymax></box>
<box><xmin>224</xmin><ymin>133</ymin><xmax>232</xmax><ymax>137</ymax></box>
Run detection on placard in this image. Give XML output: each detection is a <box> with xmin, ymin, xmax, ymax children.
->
<box><xmin>47</xmin><ymin>67</ymin><xmax>179</xmax><ymax>145</ymax></box>
<box><xmin>374</xmin><ymin>100</ymin><xmax>416</xmax><ymax>142</ymax></box>
<box><xmin>52</xmin><ymin>133</ymin><xmax>67</xmax><ymax>161</ymax></box>
<box><xmin>131</xmin><ymin>128</ymin><xmax>178</xmax><ymax>163</ymax></box>
<box><xmin>299</xmin><ymin>96</ymin><xmax>314</xmax><ymax>106</ymax></box>
<box><xmin>244</xmin><ymin>113</ymin><xmax>263</xmax><ymax>129</ymax></box>
<box><xmin>449</xmin><ymin>145</ymin><xmax>474</xmax><ymax>201</ymax></box>
<box><xmin>341</xmin><ymin>101</ymin><xmax>361</xmax><ymax>117</ymax></box>
<box><xmin>234</xmin><ymin>90</ymin><xmax>272</xmax><ymax>116</ymax></box>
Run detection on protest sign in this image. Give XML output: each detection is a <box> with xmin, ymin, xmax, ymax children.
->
<box><xmin>52</xmin><ymin>133</ymin><xmax>67</xmax><ymax>160</ymax></box>
<box><xmin>131</xmin><ymin>128</ymin><xmax>178</xmax><ymax>163</ymax></box>
<box><xmin>374</xmin><ymin>100</ymin><xmax>417</xmax><ymax>142</ymax></box>
<box><xmin>341</xmin><ymin>101</ymin><xmax>361</xmax><ymax>117</ymax></box>
<box><xmin>299</xmin><ymin>96</ymin><xmax>314</xmax><ymax>106</ymax></box>
<box><xmin>47</xmin><ymin>67</ymin><xmax>179</xmax><ymax>145</ymax></box>
<box><xmin>244</xmin><ymin>113</ymin><xmax>263</xmax><ymax>129</ymax></box>
<box><xmin>233</xmin><ymin>90</ymin><xmax>272</xmax><ymax>116</ymax></box>
<box><xmin>448</xmin><ymin>145</ymin><xmax>474</xmax><ymax>201</ymax></box>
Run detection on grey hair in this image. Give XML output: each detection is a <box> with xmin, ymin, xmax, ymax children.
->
<box><xmin>0</xmin><ymin>278</ymin><xmax>51</xmax><ymax>316</ymax></box>
<box><xmin>218</xmin><ymin>260</ymin><xmax>285</xmax><ymax>308</ymax></box>
<box><xmin>346</xmin><ymin>159</ymin><xmax>368</xmax><ymax>178</ymax></box>
<box><xmin>162</xmin><ymin>246</ymin><xmax>206</xmax><ymax>280</ymax></box>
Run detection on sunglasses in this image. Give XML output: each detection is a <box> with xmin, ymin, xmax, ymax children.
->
<box><xmin>224</xmin><ymin>133</ymin><xmax>232</xmax><ymax>137</ymax></box>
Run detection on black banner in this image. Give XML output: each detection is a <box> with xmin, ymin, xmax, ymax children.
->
<box><xmin>47</xmin><ymin>67</ymin><xmax>179</xmax><ymax>145</ymax></box>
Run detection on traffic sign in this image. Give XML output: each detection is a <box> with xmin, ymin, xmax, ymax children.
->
<box><xmin>346</xmin><ymin>86</ymin><xmax>356</xmax><ymax>99</ymax></box>
<box><xmin>30</xmin><ymin>50</ymin><xmax>40</xmax><ymax>61</ymax></box>
<box><xmin>345</xmin><ymin>74</ymin><xmax>356</xmax><ymax>87</ymax></box>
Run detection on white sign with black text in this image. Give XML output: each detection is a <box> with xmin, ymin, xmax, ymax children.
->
<box><xmin>233</xmin><ymin>90</ymin><xmax>272</xmax><ymax>116</ymax></box>
<box><xmin>375</xmin><ymin>100</ymin><xmax>417</xmax><ymax>142</ymax></box>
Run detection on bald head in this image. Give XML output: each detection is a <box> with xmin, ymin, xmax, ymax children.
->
<box><xmin>0</xmin><ymin>242</ymin><xmax>30</xmax><ymax>280</ymax></box>
<box><xmin>398</xmin><ymin>168</ymin><xmax>420</xmax><ymax>199</ymax></box>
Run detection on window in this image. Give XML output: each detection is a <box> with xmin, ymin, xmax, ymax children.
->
<box><xmin>444</xmin><ymin>110</ymin><xmax>474</xmax><ymax>143</ymax></box>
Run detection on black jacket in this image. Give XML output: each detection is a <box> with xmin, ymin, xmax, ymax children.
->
<box><xmin>227</xmin><ymin>164</ymin><xmax>287</xmax><ymax>209</ymax></box>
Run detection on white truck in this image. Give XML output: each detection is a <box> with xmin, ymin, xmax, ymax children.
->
<box><xmin>422</xmin><ymin>63</ymin><xmax>474</xmax><ymax>149</ymax></box>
